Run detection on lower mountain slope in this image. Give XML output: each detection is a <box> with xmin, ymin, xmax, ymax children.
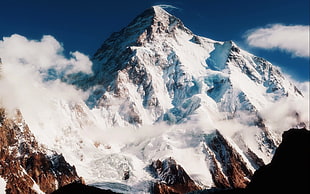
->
<box><xmin>0</xmin><ymin>108</ymin><xmax>82</xmax><ymax>193</ymax></box>
<box><xmin>189</xmin><ymin>127</ymin><xmax>310</xmax><ymax>194</ymax></box>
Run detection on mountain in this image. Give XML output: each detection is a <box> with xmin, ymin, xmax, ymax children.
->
<box><xmin>83</xmin><ymin>6</ymin><xmax>302</xmax><ymax>126</ymax></box>
<box><xmin>0</xmin><ymin>5</ymin><xmax>308</xmax><ymax>194</ymax></box>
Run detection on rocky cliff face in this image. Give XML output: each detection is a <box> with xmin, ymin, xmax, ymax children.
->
<box><xmin>204</xmin><ymin>130</ymin><xmax>253</xmax><ymax>188</ymax></box>
<box><xmin>0</xmin><ymin>108</ymin><xmax>82</xmax><ymax>193</ymax></box>
<box><xmin>148</xmin><ymin>158</ymin><xmax>201</xmax><ymax>194</ymax></box>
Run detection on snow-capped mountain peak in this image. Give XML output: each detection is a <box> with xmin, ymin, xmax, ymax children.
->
<box><xmin>1</xmin><ymin>6</ymin><xmax>308</xmax><ymax>194</ymax></box>
<box><xmin>84</xmin><ymin>5</ymin><xmax>302</xmax><ymax>128</ymax></box>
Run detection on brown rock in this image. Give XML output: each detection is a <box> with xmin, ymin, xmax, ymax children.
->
<box><xmin>0</xmin><ymin>108</ymin><xmax>82</xmax><ymax>193</ymax></box>
<box><xmin>205</xmin><ymin>130</ymin><xmax>252</xmax><ymax>188</ymax></box>
<box><xmin>148</xmin><ymin>157</ymin><xmax>201</xmax><ymax>194</ymax></box>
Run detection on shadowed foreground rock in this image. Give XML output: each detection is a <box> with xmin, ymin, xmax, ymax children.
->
<box><xmin>246</xmin><ymin>128</ymin><xmax>310</xmax><ymax>194</ymax></box>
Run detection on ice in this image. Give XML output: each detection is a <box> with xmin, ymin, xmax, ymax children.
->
<box><xmin>206</xmin><ymin>41</ymin><xmax>231</xmax><ymax>71</ymax></box>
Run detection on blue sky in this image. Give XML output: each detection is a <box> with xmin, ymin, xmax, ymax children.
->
<box><xmin>1</xmin><ymin>0</ymin><xmax>309</xmax><ymax>82</ymax></box>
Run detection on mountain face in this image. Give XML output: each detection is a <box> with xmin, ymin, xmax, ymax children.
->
<box><xmin>0</xmin><ymin>6</ymin><xmax>308</xmax><ymax>194</ymax></box>
<box><xmin>0</xmin><ymin>108</ymin><xmax>82</xmax><ymax>193</ymax></box>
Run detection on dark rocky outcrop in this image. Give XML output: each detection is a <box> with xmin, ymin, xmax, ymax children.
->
<box><xmin>148</xmin><ymin>157</ymin><xmax>200</xmax><ymax>194</ymax></box>
<box><xmin>0</xmin><ymin>108</ymin><xmax>82</xmax><ymax>193</ymax></box>
<box><xmin>246</xmin><ymin>128</ymin><xmax>310</xmax><ymax>194</ymax></box>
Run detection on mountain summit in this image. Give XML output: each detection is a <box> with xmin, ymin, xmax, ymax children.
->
<box><xmin>1</xmin><ymin>6</ymin><xmax>308</xmax><ymax>194</ymax></box>
<box><xmin>79</xmin><ymin>5</ymin><xmax>302</xmax><ymax>127</ymax></box>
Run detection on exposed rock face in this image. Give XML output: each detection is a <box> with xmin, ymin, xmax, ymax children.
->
<box><xmin>146</xmin><ymin>129</ymin><xmax>265</xmax><ymax>193</ymax></box>
<box><xmin>148</xmin><ymin>158</ymin><xmax>200</xmax><ymax>194</ymax></box>
<box><xmin>204</xmin><ymin>130</ymin><xmax>253</xmax><ymax>188</ymax></box>
<box><xmin>0</xmin><ymin>108</ymin><xmax>82</xmax><ymax>193</ymax></box>
<box><xmin>190</xmin><ymin>128</ymin><xmax>310</xmax><ymax>194</ymax></box>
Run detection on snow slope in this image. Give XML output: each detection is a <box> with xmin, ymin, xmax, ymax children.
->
<box><xmin>0</xmin><ymin>177</ymin><xmax>6</xmax><ymax>194</ymax></box>
<box><xmin>0</xmin><ymin>5</ymin><xmax>308</xmax><ymax>194</ymax></box>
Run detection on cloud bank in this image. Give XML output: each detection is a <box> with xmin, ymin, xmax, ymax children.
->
<box><xmin>0</xmin><ymin>34</ymin><xmax>92</xmax><ymax>75</ymax></box>
<box><xmin>0</xmin><ymin>34</ymin><xmax>92</xmax><ymax>113</ymax></box>
<box><xmin>245</xmin><ymin>24</ymin><xmax>310</xmax><ymax>58</ymax></box>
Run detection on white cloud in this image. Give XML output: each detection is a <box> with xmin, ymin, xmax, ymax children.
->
<box><xmin>295</xmin><ymin>81</ymin><xmax>310</xmax><ymax>94</ymax></box>
<box><xmin>0</xmin><ymin>34</ymin><xmax>92</xmax><ymax>114</ymax></box>
<box><xmin>0</xmin><ymin>34</ymin><xmax>93</xmax><ymax>74</ymax></box>
<box><xmin>245</xmin><ymin>24</ymin><xmax>310</xmax><ymax>57</ymax></box>
<box><xmin>259</xmin><ymin>78</ymin><xmax>310</xmax><ymax>133</ymax></box>
<box><xmin>69</xmin><ymin>51</ymin><xmax>93</xmax><ymax>74</ymax></box>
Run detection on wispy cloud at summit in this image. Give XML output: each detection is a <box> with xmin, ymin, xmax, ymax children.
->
<box><xmin>156</xmin><ymin>4</ymin><xmax>180</xmax><ymax>10</ymax></box>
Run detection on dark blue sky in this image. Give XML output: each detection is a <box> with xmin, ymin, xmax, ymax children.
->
<box><xmin>1</xmin><ymin>0</ymin><xmax>309</xmax><ymax>82</ymax></box>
